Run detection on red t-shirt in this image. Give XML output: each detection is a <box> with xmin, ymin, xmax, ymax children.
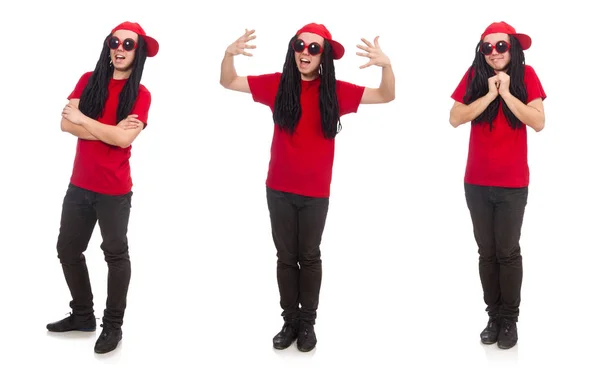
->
<box><xmin>451</xmin><ymin>65</ymin><xmax>546</xmax><ymax>188</ymax></box>
<box><xmin>67</xmin><ymin>72</ymin><xmax>151</xmax><ymax>195</ymax></box>
<box><xmin>248</xmin><ymin>73</ymin><xmax>365</xmax><ymax>198</ymax></box>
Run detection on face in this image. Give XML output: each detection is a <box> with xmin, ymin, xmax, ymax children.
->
<box><xmin>108</xmin><ymin>29</ymin><xmax>139</xmax><ymax>73</ymax></box>
<box><xmin>293</xmin><ymin>32</ymin><xmax>324</xmax><ymax>80</ymax></box>
<box><xmin>481</xmin><ymin>33</ymin><xmax>511</xmax><ymax>72</ymax></box>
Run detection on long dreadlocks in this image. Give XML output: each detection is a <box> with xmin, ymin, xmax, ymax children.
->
<box><xmin>79</xmin><ymin>34</ymin><xmax>148</xmax><ymax>124</ymax></box>
<box><xmin>463</xmin><ymin>35</ymin><xmax>528</xmax><ymax>130</ymax></box>
<box><xmin>273</xmin><ymin>36</ymin><xmax>341</xmax><ymax>139</ymax></box>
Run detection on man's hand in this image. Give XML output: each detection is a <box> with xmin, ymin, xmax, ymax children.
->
<box><xmin>487</xmin><ymin>75</ymin><xmax>499</xmax><ymax>99</ymax></box>
<box><xmin>62</xmin><ymin>103</ymin><xmax>87</xmax><ymax>125</ymax></box>
<box><xmin>117</xmin><ymin>115</ymin><xmax>144</xmax><ymax>130</ymax></box>
<box><xmin>497</xmin><ymin>72</ymin><xmax>511</xmax><ymax>98</ymax></box>
<box><xmin>356</xmin><ymin>36</ymin><xmax>391</xmax><ymax>69</ymax></box>
<box><xmin>226</xmin><ymin>29</ymin><xmax>257</xmax><ymax>57</ymax></box>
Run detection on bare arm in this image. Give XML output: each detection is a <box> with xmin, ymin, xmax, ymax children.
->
<box><xmin>449</xmin><ymin>74</ymin><xmax>502</xmax><ymax>127</ymax></box>
<box><xmin>449</xmin><ymin>92</ymin><xmax>497</xmax><ymax>127</ymax></box>
<box><xmin>62</xmin><ymin>102</ymin><xmax>144</xmax><ymax>148</ymax></box>
<box><xmin>501</xmin><ymin>96</ymin><xmax>544</xmax><ymax>132</ymax></box>
<box><xmin>60</xmin><ymin>99</ymin><xmax>98</xmax><ymax>140</ymax></box>
<box><xmin>361</xmin><ymin>64</ymin><xmax>395</xmax><ymax>104</ymax></box>
<box><xmin>220</xmin><ymin>29</ymin><xmax>256</xmax><ymax>93</ymax></box>
<box><xmin>496</xmin><ymin>72</ymin><xmax>545</xmax><ymax>132</ymax></box>
<box><xmin>80</xmin><ymin>116</ymin><xmax>143</xmax><ymax>148</ymax></box>
<box><xmin>500</xmin><ymin>87</ymin><xmax>545</xmax><ymax>132</ymax></box>
<box><xmin>220</xmin><ymin>52</ymin><xmax>250</xmax><ymax>93</ymax></box>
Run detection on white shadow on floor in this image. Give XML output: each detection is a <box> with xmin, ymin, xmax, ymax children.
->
<box><xmin>481</xmin><ymin>342</ymin><xmax>519</xmax><ymax>364</ymax></box>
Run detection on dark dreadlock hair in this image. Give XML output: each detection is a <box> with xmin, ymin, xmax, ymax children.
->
<box><xmin>273</xmin><ymin>36</ymin><xmax>341</xmax><ymax>139</ymax></box>
<box><xmin>463</xmin><ymin>35</ymin><xmax>528</xmax><ymax>130</ymax></box>
<box><xmin>79</xmin><ymin>33</ymin><xmax>148</xmax><ymax>124</ymax></box>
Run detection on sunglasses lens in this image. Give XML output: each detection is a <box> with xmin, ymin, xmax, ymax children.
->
<box><xmin>123</xmin><ymin>38</ymin><xmax>136</xmax><ymax>51</ymax></box>
<box><xmin>293</xmin><ymin>39</ymin><xmax>305</xmax><ymax>53</ymax></box>
<box><xmin>481</xmin><ymin>43</ymin><xmax>493</xmax><ymax>55</ymax></box>
<box><xmin>496</xmin><ymin>41</ymin><xmax>509</xmax><ymax>53</ymax></box>
<box><xmin>308</xmin><ymin>43</ymin><xmax>321</xmax><ymax>56</ymax></box>
<box><xmin>108</xmin><ymin>36</ymin><xmax>120</xmax><ymax>49</ymax></box>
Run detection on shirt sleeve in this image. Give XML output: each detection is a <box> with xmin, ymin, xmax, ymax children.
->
<box><xmin>451</xmin><ymin>68</ymin><xmax>472</xmax><ymax>104</ymax></box>
<box><xmin>131</xmin><ymin>86</ymin><xmax>151</xmax><ymax>126</ymax></box>
<box><xmin>524</xmin><ymin>65</ymin><xmax>547</xmax><ymax>103</ymax></box>
<box><xmin>247</xmin><ymin>73</ymin><xmax>281</xmax><ymax>109</ymax></box>
<box><xmin>67</xmin><ymin>72</ymin><xmax>93</xmax><ymax>100</ymax></box>
<box><xmin>336</xmin><ymin>80</ymin><xmax>365</xmax><ymax>116</ymax></box>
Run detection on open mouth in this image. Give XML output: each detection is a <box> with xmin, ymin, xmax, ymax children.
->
<box><xmin>299</xmin><ymin>58</ymin><xmax>310</xmax><ymax>68</ymax></box>
<box><xmin>115</xmin><ymin>54</ymin><xmax>126</xmax><ymax>63</ymax></box>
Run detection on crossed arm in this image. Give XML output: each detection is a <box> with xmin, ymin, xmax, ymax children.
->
<box><xmin>61</xmin><ymin>99</ymin><xmax>144</xmax><ymax>148</ymax></box>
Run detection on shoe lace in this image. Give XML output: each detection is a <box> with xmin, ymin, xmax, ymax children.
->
<box><xmin>501</xmin><ymin>319</ymin><xmax>514</xmax><ymax>334</ymax></box>
<box><xmin>299</xmin><ymin>322</ymin><xmax>313</xmax><ymax>336</ymax></box>
<box><xmin>99</xmin><ymin>323</ymin><xmax>117</xmax><ymax>337</ymax></box>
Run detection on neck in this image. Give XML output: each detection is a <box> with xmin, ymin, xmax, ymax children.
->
<box><xmin>113</xmin><ymin>69</ymin><xmax>132</xmax><ymax>80</ymax></box>
<box><xmin>300</xmin><ymin>72</ymin><xmax>319</xmax><ymax>81</ymax></box>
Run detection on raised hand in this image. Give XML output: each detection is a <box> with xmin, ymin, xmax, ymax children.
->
<box><xmin>356</xmin><ymin>36</ymin><xmax>391</xmax><ymax>69</ymax></box>
<box><xmin>226</xmin><ymin>29</ymin><xmax>257</xmax><ymax>57</ymax></box>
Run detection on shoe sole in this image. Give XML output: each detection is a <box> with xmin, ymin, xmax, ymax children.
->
<box><xmin>497</xmin><ymin>342</ymin><xmax>517</xmax><ymax>350</ymax></box>
<box><xmin>94</xmin><ymin>346</ymin><xmax>119</xmax><ymax>354</ymax></box>
<box><xmin>297</xmin><ymin>345</ymin><xmax>316</xmax><ymax>352</ymax></box>
<box><xmin>481</xmin><ymin>339</ymin><xmax>497</xmax><ymax>345</ymax></box>
<box><xmin>47</xmin><ymin>327</ymin><xmax>96</xmax><ymax>333</ymax></box>
<box><xmin>273</xmin><ymin>340</ymin><xmax>296</xmax><ymax>350</ymax></box>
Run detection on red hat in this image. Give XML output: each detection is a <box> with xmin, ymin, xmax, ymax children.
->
<box><xmin>296</xmin><ymin>23</ymin><xmax>344</xmax><ymax>59</ymax></box>
<box><xmin>111</xmin><ymin>21</ymin><xmax>159</xmax><ymax>57</ymax></box>
<box><xmin>481</xmin><ymin>21</ymin><xmax>531</xmax><ymax>50</ymax></box>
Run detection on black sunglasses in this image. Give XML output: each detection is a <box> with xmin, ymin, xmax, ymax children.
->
<box><xmin>480</xmin><ymin>40</ymin><xmax>510</xmax><ymax>55</ymax></box>
<box><xmin>106</xmin><ymin>36</ymin><xmax>137</xmax><ymax>52</ymax></box>
<box><xmin>292</xmin><ymin>39</ymin><xmax>323</xmax><ymax>56</ymax></box>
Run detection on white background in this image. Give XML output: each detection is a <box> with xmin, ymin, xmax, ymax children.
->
<box><xmin>1</xmin><ymin>0</ymin><xmax>598</xmax><ymax>376</ymax></box>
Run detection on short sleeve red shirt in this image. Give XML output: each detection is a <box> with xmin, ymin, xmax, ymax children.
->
<box><xmin>248</xmin><ymin>73</ymin><xmax>365</xmax><ymax>198</ymax></box>
<box><xmin>67</xmin><ymin>72</ymin><xmax>151</xmax><ymax>195</ymax></box>
<box><xmin>451</xmin><ymin>65</ymin><xmax>546</xmax><ymax>187</ymax></box>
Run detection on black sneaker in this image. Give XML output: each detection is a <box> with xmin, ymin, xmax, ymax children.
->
<box><xmin>480</xmin><ymin>317</ymin><xmax>499</xmax><ymax>344</ymax></box>
<box><xmin>296</xmin><ymin>321</ymin><xmax>317</xmax><ymax>352</ymax></box>
<box><xmin>94</xmin><ymin>324</ymin><xmax>123</xmax><ymax>354</ymax></box>
<box><xmin>47</xmin><ymin>313</ymin><xmax>96</xmax><ymax>332</ymax></box>
<box><xmin>497</xmin><ymin>318</ymin><xmax>518</xmax><ymax>349</ymax></box>
<box><xmin>273</xmin><ymin>321</ymin><xmax>298</xmax><ymax>350</ymax></box>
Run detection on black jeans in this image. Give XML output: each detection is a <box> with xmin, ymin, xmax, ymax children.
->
<box><xmin>55</xmin><ymin>183</ymin><xmax>133</xmax><ymax>328</ymax></box>
<box><xmin>464</xmin><ymin>183</ymin><xmax>528</xmax><ymax>322</ymax></box>
<box><xmin>266</xmin><ymin>187</ymin><xmax>329</xmax><ymax>325</ymax></box>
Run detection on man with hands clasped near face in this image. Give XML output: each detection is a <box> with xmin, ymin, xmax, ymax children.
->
<box><xmin>220</xmin><ymin>23</ymin><xmax>395</xmax><ymax>352</ymax></box>
<box><xmin>449</xmin><ymin>21</ymin><xmax>546</xmax><ymax>350</ymax></box>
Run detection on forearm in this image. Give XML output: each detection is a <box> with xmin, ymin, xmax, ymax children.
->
<box><xmin>379</xmin><ymin>64</ymin><xmax>395</xmax><ymax>102</ymax></box>
<box><xmin>61</xmin><ymin>119</ymin><xmax>98</xmax><ymax>140</ymax></box>
<box><xmin>220</xmin><ymin>52</ymin><xmax>237</xmax><ymax>87</ymax></box>
<box><xmin>501</xmin><ymin>93</ymin><xmax>545</xmax><ymax>131</ymax></box>
<box><xmin>80</xmin><ymin>117</ymin><xmax>129</xmax><ymax>147</ymax></box>
<box><xmin>450</xmin><ymin>93</ymin><xmax>496</xmax><ymax>127</ymax></box>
